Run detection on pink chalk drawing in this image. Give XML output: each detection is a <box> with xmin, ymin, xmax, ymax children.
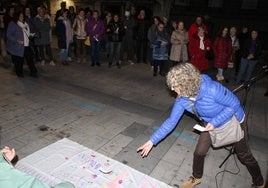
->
<box><xmin>106</xmin><ymin>170</ymin><xmax>128</xmax><ymax>188</ymax></box>
<box><xmin>104</xmin><ymin>162</ymin><xmax>110</xmax><ymax>167</ymax></box>
<box><xmin>140</xmin><ymin>178</ymin><xmax>157</xmax><ymax>188</ymax></box>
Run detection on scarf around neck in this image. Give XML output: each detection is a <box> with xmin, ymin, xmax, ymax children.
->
<box><xmin>17</xmin><ymin>21</ymin><xmax>30</xmax><ymax>46</ymax></box>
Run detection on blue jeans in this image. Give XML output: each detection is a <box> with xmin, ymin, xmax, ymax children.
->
<box><xmin>60</xmin><ymin>42</ymin><xmax>70</xmax><ymax>61</ymax></box>
<box><xmin>91</xmin><ymin>40</ymin><xmax>100</xmax><ymax>65</ymax></box>
<box><xmin>236</xmin><ymin>57</ymin><xmax>257</xmax><ymax>84</ymax></box>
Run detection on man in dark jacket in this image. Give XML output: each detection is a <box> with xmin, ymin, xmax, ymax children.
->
<box><xmin>120</xmin><ymin>10</ymin><xmax>136</xmax><ymax>65</ymax></box>
<box><xmin>135</xmin><ymin>10</ymin><xmax>149</xmax><ymax>64</ymax></box>
<box><xmin>107</xmin><ymin>14</ymin><xmax>125</xmax><ymax>68</ymax></box>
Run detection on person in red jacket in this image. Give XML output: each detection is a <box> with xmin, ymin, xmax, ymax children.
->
<box><xmin>213</xmin><ymin>27</ymin><xmax>232</xmax><ymax>81</ymax></box>
<box><xmin>188</xmin><ymin>16</ymin><xmax>207</xmax><ymax>42</ymax></box>
<box><xmin>188</xmin><ymin>27</ymin><xmax>212</xmax><ymax>72</ymax></box>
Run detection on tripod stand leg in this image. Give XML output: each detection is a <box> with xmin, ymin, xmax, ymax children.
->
<box><xmin>219</xmin><ymin>146</ymin><xmax>235</xmax><ymax>168</ymax></box>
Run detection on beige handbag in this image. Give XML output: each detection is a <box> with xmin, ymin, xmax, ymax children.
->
<box><xmin>84</xmin><ymin>36</ymin><xmax>91</xmax><ymax>46</ymax></box>
<box><xmin>189</xmin><ymin>101</ymin><xmax>244</xmax><ymax>148</ymax></box>
<box><xmin>209</xmin><ymin>116</ymin><xmax>244</xmax><ymax>148</ymax></box>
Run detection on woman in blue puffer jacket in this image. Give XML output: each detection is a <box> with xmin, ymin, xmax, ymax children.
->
<box><xmin>137</xmin><ymin>63</ymin><xmax>264</xmax><ymax>188</ymax></box>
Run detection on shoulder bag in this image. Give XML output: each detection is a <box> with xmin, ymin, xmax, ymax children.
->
<box><xmin>189</xmin><ymin>101</ymin><xmax>244</xmax><ymax>148</ymax></box>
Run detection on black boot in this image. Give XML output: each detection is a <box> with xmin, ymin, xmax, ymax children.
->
<box><xmin>153</xmin><ymin>66</ymin><xmax>158</xmax><ymax>76</ymax></box>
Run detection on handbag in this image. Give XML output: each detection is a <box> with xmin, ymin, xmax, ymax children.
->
<box><xmin>84</xmin><ymin>36</ymin><xmax>91</xmax><ymax>46</ymax></box>
<box><xmin>189</xmin><ymin>101</ymin><xmax>244</xmax><ymax>148</ymax></box>
<box><xmin>209</xmin><ymin>116</ymin><xmax>244</xmax><ymax>147</ymax></box>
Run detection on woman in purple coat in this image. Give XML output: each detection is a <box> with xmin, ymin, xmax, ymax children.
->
<box><xmin>86</xmin><ymin>10</ymin><xmax>105</xmax><ymax>67</ymax></box>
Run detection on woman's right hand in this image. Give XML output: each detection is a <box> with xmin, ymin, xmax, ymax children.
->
<box><xmin>137</xmin><ymin>140</ymin><xmax>154</xmax><ymax>157</ymax></box>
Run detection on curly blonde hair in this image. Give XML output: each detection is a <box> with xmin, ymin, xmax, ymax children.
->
<box><xmin>166</xmin><ymin>63</ymin><xmax>202</xmax><ymax>97</ymax></box>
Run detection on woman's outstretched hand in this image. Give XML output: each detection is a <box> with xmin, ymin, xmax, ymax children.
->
<box><xmin>1</xmin><ymin>146</ymin><xmax>16</xmax><ymax>161</ymax></box>
<box><xmin>137</xmin><ymin>140</ymin><xmax>154</xmax><ymax>157</ymax></box>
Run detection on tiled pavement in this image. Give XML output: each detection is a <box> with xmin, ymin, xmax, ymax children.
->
<box><xmin>0</xmin><ymin>49</ymin><xmax>267</xmax><ymax>188</ymax></box>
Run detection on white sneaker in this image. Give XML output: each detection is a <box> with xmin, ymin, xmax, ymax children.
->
<box><xmin>41</xmin><ymin>60</ymin><xmax>45</xmax><ymax>66</ymax></box>
<box><xmin>49</xmin><ymin>61</ymin><xmax>55</xmax><ymax>66</ymax></box>
<box><xmin>67</xmin><ymin>57</ymin><xmax>72</xmax><ymax>62</ymax></box>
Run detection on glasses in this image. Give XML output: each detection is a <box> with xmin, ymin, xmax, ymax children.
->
<box><xmin>159</xmin><ymin>26</ymin><xmax>164</xmax><ymax>29</ymax></box>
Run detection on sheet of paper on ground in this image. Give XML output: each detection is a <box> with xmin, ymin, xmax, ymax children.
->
<box><xmin>16</xmin><ymin>138</ymin><xmax>171</xmax><ymax>188</ymax></box>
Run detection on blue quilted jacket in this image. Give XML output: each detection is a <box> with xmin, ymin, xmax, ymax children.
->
<box><xmin>150</xmin><ymin>74</ymin><xmax>245</xmax><ymax>145</ymax></box>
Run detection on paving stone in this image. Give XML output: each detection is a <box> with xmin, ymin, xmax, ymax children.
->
<box><xmin>162</xmin><ymin>140</ymin><xmax>193</xmax><ymax>166</ymax></box>
<box><xmin>16</xmin><ymin>128</ymin><xmax>46</xmax><ymax>144</ymax></box>
<box><xmin>0</xmin><ymin>138</ymin><xmax>26</xmax><ymax>150</ymax></box>
<box><xmin>80</xmin><ymin>135</ymin><xmax>109</xmax><ymax>151</ymax></box>
<box><xmin>98</xmin><ymin>134</ymin><xmax>133</xmax><ymax>157</ymax></box>
<box><xmin>150</xmin><ymin>160</ymin><xmax>180</xmax><ymax>185</ymax></box>
<box><xmin>16</xmin><ymin>138</ymin><xmax>52</xmax><ymax>159</ymax></box>
<box><xmin>127</xmin><ymin>133</ymin><xmax>177</xmax><ymax>160</ymax></box>
<box><xmin>97</xmin><ymin>122</ymin><xmax>129</xmax><ymax>140</ymax></box>
<box><xmin>1</xmin><ymin>126</ymin><xmax>29</xmax><ymax>144</ymax></box>
<box><xmin>114</xmin><ymin>145</ymin><xmax>160</xmax><ymax>175</ymax></box>
<box><xmin>121</xmin><ymin>122</ymin><xmax>148</xmax><ymax>138</ymax></box>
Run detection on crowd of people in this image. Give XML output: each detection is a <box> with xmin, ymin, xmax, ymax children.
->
<box><xmin>0</xmin><ymin>2</ymin><xmax>263</xmax><ymax>85</ymax></box>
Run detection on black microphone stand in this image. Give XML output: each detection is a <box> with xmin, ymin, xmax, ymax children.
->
<box><xmin>218</xmin><ymin>65</ymin><xmax>268</xmax><ymax>168</ymax></box>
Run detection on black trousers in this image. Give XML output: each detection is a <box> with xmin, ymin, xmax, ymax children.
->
<box><xmin>37</xmin><ymin>44</ymin><xmax>53</xmax><ymax>61</ymax></box>
<box><xmin>24</xmin><ymin>47</ymin><xmax>37</xmax><ymax>76</ymax></box>
<box><xmin>136</xmin><ymin>38</ymin><xmax>147</xmax><ymax>63</ymax></box>
<box><xmin>153</xmin><ymin>60</ymin><xmax>170</xmax><ymax>76</ymax></box>
<box><xmin>11</xmin><ymin>47</ymin><xmax>37</xmax><ymax>77</ymax></box>
<box><xmin>12</xmin><ymin>55</ymin><xmax>24</xmax><ymax>77</ymax></box>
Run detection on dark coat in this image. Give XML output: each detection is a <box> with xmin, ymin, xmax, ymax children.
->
<box><xmin>55</xmin><ymin>18</ymin><xmax>67</xmax><ymax>49</ymax></box>
<box><xmin>6</xmin><ymin>21</ymin><xmax>24</xmax><ymax>57</ymax></box>
<box><xmin>240</xmin><ymin>38</ymin><xmax>262</xmax><ymax>60</ymax></box>
<box><xmin>25</xmin><ymin>15</ymin><xmax>36</xmax><ymax>33</ymax></box>
<box><xmin>121</xmin><ymin>16</ymin><xmax>136</xmax><ymax>39</ymax></box>
<box><xmin>188</xmin><ymin>33</ymin><xmax>212</xmax><ymax>71</ymax></box>
<box><xmin>107</xmin><ymin>20</ymin><xmax>125</xmax><ymax>42</ymax></box>
<box><xmin>152</xmin><ymin>29</ymin><xmax>170</xmax><ymax>60</ymax></box>
<box><xmin>213</xmin><ymin>36</ymin><xmax>232</xmax><ymax>69</ymax></box>
<box><xmin>34</xmin><ymin>15</ymin><xmax>51</xmax><ymax>45</ymax></box>
<box><xmin>135</xmin><ymin>18</ymin><xmax>149</xmax><ymax>40</ymax></box>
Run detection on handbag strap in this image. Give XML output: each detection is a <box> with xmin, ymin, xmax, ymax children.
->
<box><xmin>189</xmin><ymin>101</ymin><xmax>206</xmax><ymax>127</ymax></box>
